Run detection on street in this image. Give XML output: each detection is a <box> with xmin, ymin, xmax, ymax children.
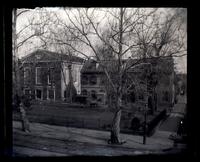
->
<box><xmin>13</xmin><ymin>130</ymin><xmax>147</xmax><ymax>156</ymax></box>
<box><xmin>12</xmin><ymin>116</ymin><xmax>182</xmax><ymax>157</ymax></box>
<box><xmin>153</xmin><ymin>94</ymin><xmax>187</xmax><ymax>143</ymax></box>
<box><xmin>159</xmin><ymin>94</ymin><xmax>186</xmax><ymax>132</ymax></box>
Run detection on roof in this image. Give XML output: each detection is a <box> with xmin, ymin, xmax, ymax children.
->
<box><xmin>21</xmin><ymin>50</ymin><xmax>85</xmax><ymax>63</ymax></box>
<box><xmin>81</xmin><ymin>59</ymin><xmax>103</xmax><ymax>73</ymax></box>
<box><xmin>81</xmin><ymin>57</ymin><xmax>174</xmax><ymax>74</ymax></box>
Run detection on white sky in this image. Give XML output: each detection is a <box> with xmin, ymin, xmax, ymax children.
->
<box><xmin>15</xmin><ymin>7</ymin><xmax>187</xmax><ymax>74</ymax></box>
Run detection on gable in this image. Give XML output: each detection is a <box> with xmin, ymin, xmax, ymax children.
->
<box><xmin>21</xmin><ymin>50</ymin><xmax>84</xmax><ymax>63</ymax></box>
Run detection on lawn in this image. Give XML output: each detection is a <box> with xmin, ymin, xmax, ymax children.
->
<box><xmin>13</xmin><ymin>101</ymin><xmax>167</xmax><ymax>134</ymax></box>
<box><xmin>13</xmin><ymin>102</ymin><xmax>114</xmax><ymax>130</ymax></box>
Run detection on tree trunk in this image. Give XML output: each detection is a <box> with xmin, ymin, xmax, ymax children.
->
<box><xmin>108</xmin><ymin>8</ymin><xmax>124</xmax><ymax>145</ymax></box>
<box><xmin>109</xmin><ymin>96</ymin><xmax>124</xmax><ymax>144</ymax></box>
<box><xmin>13</xmin><ymin>9</ymin><xmax>30</xmax><ymax>132</ymax></box>
<box><xmin>19</xmin><ymin>103</ymin><xmax>30</xmax><ymax>132</ymax></box>
<box><xmin>110</xmin><ymin>108</ymin><xmax>122</xmax><ymax>144</ymax></box>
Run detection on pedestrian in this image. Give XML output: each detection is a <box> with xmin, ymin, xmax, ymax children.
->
<box><xmin>19</xmin><ymin>102</ymin><xmax>30</xmax><ymax>132</ymax></box>
<box><xmin>177</xmin><ymin>119</ymin><xmax>184</xmax><ymax>136</ymax></box>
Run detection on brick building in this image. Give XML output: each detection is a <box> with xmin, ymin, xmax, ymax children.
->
<box><xmin>80</xmin><ymin>59</ymin><xmax>107</xmax><ymax>106</ymax></box>
<box><xmin>80</xmin><ymin>57</ymin><xmax>175</xmax><ymax>111</ymax></box>
<box><xmin>19</xmin><ymin>50</ymin><xmax>84</xmax><ymax>101</ymax></box>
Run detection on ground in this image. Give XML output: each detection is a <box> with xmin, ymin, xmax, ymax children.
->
<box><xmin>13</xmin><ymin>103</ymin><xmax>114</xmax><ymax>130</ymax></box>
<box><xmin>12</xmin><ymin>95</ymin><xmax>187</xmax><ymax>156</ymax></box>
<box><xmin>13</xmin><ymin>101</ymin><xmax>168</xmax><ymax>133</ymax></box>
<box><xmin>13</xmin><ymin>120</ymin><xmax>182</xmax><ymax>156</ymax></box>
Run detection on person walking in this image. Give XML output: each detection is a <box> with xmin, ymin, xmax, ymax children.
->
<box><xmin>19</xmin><ymin>102</ymin><xmax>30</xmax><ymax>132</ymax></box>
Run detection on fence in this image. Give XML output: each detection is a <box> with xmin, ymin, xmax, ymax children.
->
<box><xmin>147</xmin><ymin>109</ymin><xmax>167</xmax><ymax>136</ymax></box>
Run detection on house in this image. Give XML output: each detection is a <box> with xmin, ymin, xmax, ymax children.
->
<box><xmin>80</xmin><ymin>59</ymin><xmax>107</xmax><ymax>106</ymax></box>
<box><xmin>19</xmin><ymin>50</ymin><xmax>84</xmax><ymax>101</ymax></box>
<box><xmin>80</xmin><ymin>57</ymin><xmax>175</xmax><ymax>111</ymax></box>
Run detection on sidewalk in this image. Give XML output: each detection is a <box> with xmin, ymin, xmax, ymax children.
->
<box><xmin>13</xmin><ymin>121</ymin><xmax>174</xmax><ymax>154</ymax></box>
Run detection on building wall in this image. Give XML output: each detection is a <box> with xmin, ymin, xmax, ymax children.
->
<box><xmin>80</xmin><ymin>69</ymin><xmax>175</xmax><ymax>108</ymax></box>
<box><xmin>155</xmin><ymin>72</ymin><xmax>174</xmax><ymax>108</ymax></box>
<box><xmin>81</xmin><ymin>73</ymin><xmax>106</xmax><ymax>105</ymax></box>
<box><xmin>21</xmin><ymin>61</ymin><xmax>62</xmax><ymax>101</ymax></box>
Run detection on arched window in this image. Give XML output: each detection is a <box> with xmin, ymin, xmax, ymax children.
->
<box><xmin>89</xmin><ymin>75</ymin><xmax>97</xmax><ymax>85</ymax></box>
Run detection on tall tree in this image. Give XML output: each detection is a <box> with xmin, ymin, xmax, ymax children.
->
<box><xmin>35</xmin><ymin>9</ymin><xmax>85</xmax><ymax>103</ymax></box>
<box><xmin>32</xmin><ymin>8</ymin><xmax>187</xmax><ymax>144</ymax></box>
<box><xmin>12</xmin><ymin>8</ymin><xmax>49</xmax><ymax>131</ymax></box>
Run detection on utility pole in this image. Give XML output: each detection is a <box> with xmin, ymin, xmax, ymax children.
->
<box><xmin>131</xmin><ymin>62</ymin><xmax>152</xmax><ymax>145</ymax></box>
<box><xmin>143</xmin><ymin>105</ymin><xmax>147</xmax><ymax>144</ymax></box>
<box><xmin>143</xmin><ymin>63</ymin><xmax>152</xmax><ymax>145</ymax></box>
<box><xmin>143</xmin><ymin>83</ymin><xmax>148</xmax><ymax>145</ymax></box>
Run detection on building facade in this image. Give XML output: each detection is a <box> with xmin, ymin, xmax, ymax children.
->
<box><xmin>80</xmin><ymin>60</ymin><xmax>107</xmax><ymax>106</ymax></box>
<box><xmin>20</xmin><ymin>50</ymin><xmax>84</xmax><ymax>101</ymax></box>
<box><xmin>80</xmin><ymin>57</ymin><xmax>175</xmax><ymax>111</ymax></box>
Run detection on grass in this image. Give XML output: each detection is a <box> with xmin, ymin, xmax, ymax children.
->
<box><xmin>13</xmin><ymin>101</ymin><xmax>168</xmax><ymax>135</ymax></box>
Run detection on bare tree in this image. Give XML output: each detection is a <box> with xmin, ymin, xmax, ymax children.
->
<box><xmin>12</xmin><ymin>8</ymin><xmax>50</xmax><ymax>132</ymax></box>
<box><xmin>31</xmin><ymin>8</ymin><xmax>186</xmax><ymax>144</ymax></box>
<box><xmin>33</xmin><ymin>9</ymin><xmax>86</xmax><ymax>103</ymax></box>
<box><xmin>50</xmin><ymin>8</ymin><xmax>153</xmax><ymax>144</ymax></box>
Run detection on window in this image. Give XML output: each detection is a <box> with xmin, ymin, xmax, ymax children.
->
<box><xmin>48</xmin><ymin>67</ymin><xmax>54</xmax><ymax>85</ymax></box>
<box><xmin>81</xmin><ymin>75</ymin><xmax>88</xmax><ymax>85</ymax></box>
<box><xmin>35</xmin><ymin>54</ymin><xmax>42</xmax><ymax>60</ymax></box>
<box><xmin>35</xmin><ymin>89</ymin><xmax>42</xmax><ymax>100</ymax></box>
<box><xmin>72</xmin><ymin>68</ymin><xmax>77</xmax><ymax>82</ymax></box>
<box><xmin>91</xmin><ymin>90</ymin><xmax>97</xmax><ymax>100</ymax></box>
<box><xmin>89</xmin><ymin>75</ymin><xmax>97</xmax><ymax>85</ymax></box>
<box><xmin>24</xmin><ymin>67</ymin><xmax>31</xmax><ymax>85</ymax></box>
<box><xmin>36</xmin><ymin>67</ymin><xmax>42</xmax><ymax>84</ymax></box>
<box><xmin>99</xmin><ymin>89</ymin><xmax>105</xmax><ymax>93</ymax></box>
<box><xmin>97</xmin><ymin>94</ymin><xmax>105</xmax><ymax>103</ymax></box>
<box><xmin>24</xmin><ymin>89</ymin><xmax>31</xmax><ymax>99</ymax></box>
<box><xmin>81</xmin><ymin>89</ymin><xmax>88</xmax><ymax>96</ymax></box>
<box><xmin>97</xmin><ymin>98</ymin><xmax>102</xmax><ymax>102</ymax></box>
<box><xmin>47</xmin><ymin>89</ymin><xmax>55</xmax><ymax>100</ymax></box>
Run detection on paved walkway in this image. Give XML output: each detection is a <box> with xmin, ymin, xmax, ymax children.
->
<box><xmin>152</xmin><ymin>94</ymin><xmax>187</xmax><ymax>149</ymax></box>
<box><xmin>13</xmin><ymin>120</ymin><xmax>175</xmax><ymax>156</ymax></box>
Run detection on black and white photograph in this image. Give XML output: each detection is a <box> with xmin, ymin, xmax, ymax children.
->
<box><xmin>11</xmin><ymin>7</ymin><xmax>187</xmax><ymax>156</ymax></box>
